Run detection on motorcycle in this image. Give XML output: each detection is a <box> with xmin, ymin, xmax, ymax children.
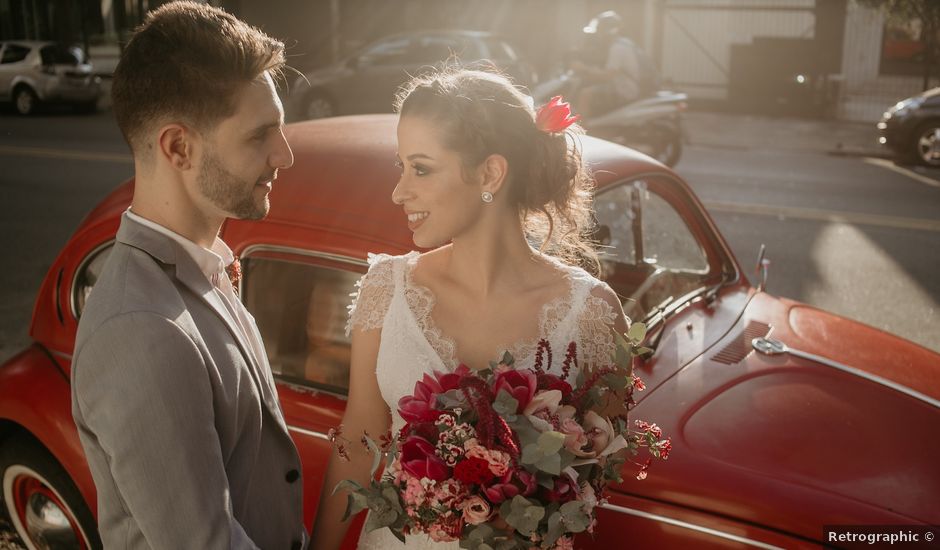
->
<box><xmin>532</xmin><ymin>71</ymin><xmax>688</xmax><ymax>167</ymax></box>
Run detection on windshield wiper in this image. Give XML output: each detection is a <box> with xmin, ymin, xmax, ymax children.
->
<box><xmin>640</xmin><ymin>270</ymin><xmax>735</xmax><ymax>359</ymax></box>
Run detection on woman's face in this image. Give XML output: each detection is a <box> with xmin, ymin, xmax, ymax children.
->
<box><xmin>393</xmin><ymin>115</ymin><xmax>484</xmax><ymax>248</ymax></box>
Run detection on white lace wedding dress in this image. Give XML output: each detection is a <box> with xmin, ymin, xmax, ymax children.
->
<box><xmin>346</xmin><ymin>251</ymin><xmax>622</xmax><ymax>550</ymax></box>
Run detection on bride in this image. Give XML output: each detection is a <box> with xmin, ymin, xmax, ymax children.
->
<box><xmin>310</xmin><ymin>68</ymin><xmax>629</xmax><ymax>549</ymax></box>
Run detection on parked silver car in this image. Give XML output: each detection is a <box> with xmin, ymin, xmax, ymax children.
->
<box><xmin>0</xmin><ymin>41</ymin><xmax>101</xmax><ymax>115</ymax></box>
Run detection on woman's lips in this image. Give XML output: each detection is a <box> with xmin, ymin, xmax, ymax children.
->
<box><xmin>407</xmin><ymin>211</ymin><xmax>429</xmax><ymax>231</ymax></box>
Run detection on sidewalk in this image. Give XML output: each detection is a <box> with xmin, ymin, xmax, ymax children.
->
<box><xmin>684</xmin><ymin>111</ymin><xmax>887</xmax><ymax>158</ymax></box>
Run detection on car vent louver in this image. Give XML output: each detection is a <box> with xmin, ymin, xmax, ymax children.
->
<box><xmin>710</xmin><ymin>321</ymin><xmax>772</xmax><ymax>365</ymax></box>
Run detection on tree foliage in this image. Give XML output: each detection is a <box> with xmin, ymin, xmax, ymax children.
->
<box><xmin>857</xmin><ymin>0</ymin><xmax>940</xmax><ymax>89</ymax></box>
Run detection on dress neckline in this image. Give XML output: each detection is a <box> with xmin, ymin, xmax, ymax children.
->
<box><xmin>400</xmin><ymin>250</ymin><xmax>581</xmax><ymax>371</ymax></box>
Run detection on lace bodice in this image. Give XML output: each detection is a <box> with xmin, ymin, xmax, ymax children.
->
<box><xmin>346</xmin><ymin>251</ymin><xmax>624</xmax><ymax>549</ymax></box>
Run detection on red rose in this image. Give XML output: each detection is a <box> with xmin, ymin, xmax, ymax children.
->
<box><xmin>400</xmin><ymin>435</ymin><xmax>451</xmax><ymax>481</ymax></box>
<box><xmin>538</xmin><ymin>373</ymin><xmax>573</xmax><ymax>396</ymax></box>
<box><xmin>454</xmin><ymin>456</ymin><xmax>495</xmax><ymax>485</ymax></box>
<box><xmin>543</xmin><ymin>476</ymin><xmax>578</xmax><ymax>503</ymax></box>
<box><xmin>492</xmin><ymin>369</ymin><xmax>537</xmax><ymax>412</ymax></box>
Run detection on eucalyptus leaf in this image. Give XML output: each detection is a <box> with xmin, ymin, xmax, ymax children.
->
<box><xmin>438</xmin><ymin>388</ymin><xmax>466</xmax><ymax>409</ymax></box>
<box><xmin>332</xmin><ymin>479</ymin><xmax>363</xmax><ymax>496</ymax></box>
<box><xmin>521</xmin><ymin>443</ymin><xmax>543</xmax><ymax>466</ymax></box>
<box><xmin>382</xmin><ymin>486</ymin><xmax>403</xmax><ymax>513</ymax></box>
<box><xmin>628</xmin><ymin>322</ymin><xmax>647</xmax><ymax>342</ymax></box>
<box><xmin>535</xmin><ymin>452</ymin><xmax>562</xmax><ymax>475</ymax></box>
<box><xmin>560</xmin><ymin>500</ymin><xmax>592</xmax><ymax>533</ymax></box>
<box><xmin>363</xmin><ymin>435</ymin><xmax>382</xmax><ymax>477</ymax></box>
<box><xmin>504</xmin><ymin>496</ymin><xmax>544</xmax><ymax>535</ymax></box>
<box><xmin>501</xmin><ymin>350</ymin><xmax>515</xmax><ymax>366</ymax></box>
<box><xmin>536</xmin><ymin>431</ymin><xmax>565</xmax><ymax>454</ymax></box>
<box><xmin>546</xmin><ymin>511</ymin><xmax>565</xmax><ymax>546</ymax></box>
<box><xmin>493</xmin><ymin>389</ymin><xmax>520</xmax><ymax>418</ymax></box>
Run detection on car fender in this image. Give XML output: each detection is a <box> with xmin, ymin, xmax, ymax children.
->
<box><xmin>0</xmin><ymin>344</ymin><xmax>95</xmax><ymax>516</ymax></box>
<box><xmin>10</xmin><ymin>74</ymin><xmax>43</xmax><ymax>100</ymax></box>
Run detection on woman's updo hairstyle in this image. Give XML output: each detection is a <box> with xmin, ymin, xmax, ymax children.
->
<box><xmin>394</xmin><ymin>68</ymin><xmax>599</xmax><ymax>274</ymax></box>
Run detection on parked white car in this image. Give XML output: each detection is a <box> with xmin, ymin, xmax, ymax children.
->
<box><xmin>0</xmin><ymin>41</ymin><xmax>101</xmax><ymax>115</ymax></box>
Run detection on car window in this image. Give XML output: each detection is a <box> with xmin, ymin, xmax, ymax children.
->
<box><xmin>73</xmin><ymin>243</ymin><xmax>114</xmax><ymax>319</ymax></box>
<box><xmin>484</xmin><ymin>38</ymin><xmax>517</xmax><ymax>60</ymax></box>
<box><xmin>359</xmin><ymin>36</ymin><xmax>412</xmax><ymax>67</ymax></box>
<box><xmin>243</xmin><ymin>255</ymin><xmax>361</xmax><ymax>394</ymax></box>
<box><xmin>40</xmin><ymin>45</ymin><xmax>82</xmax><ymax>65</ymax></box>
<box><xmin>1</xmin><ymin>44</ymin><xmax>30</xmax><ymax>64</ymax></box>
<box><xmin>410</xmin><ymin>36</ymin><xmax>477</xmax><ymax>64</ymax></box>
<box><xmin>595</xmin><ymin>179</ymin><xmax>711</xmax><ymax>320</ymax></box>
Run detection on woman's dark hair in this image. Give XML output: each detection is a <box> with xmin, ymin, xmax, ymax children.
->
<box><xmin>394</xmin><ymin>68</ymin><xmax>599</xmax><ymax>273</ymax></box>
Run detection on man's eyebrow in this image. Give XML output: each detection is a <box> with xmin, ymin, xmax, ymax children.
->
<box><xmin>247</xmin><ymin>120</ymin><xmax>282</xmax><ymax>136</ymax></box>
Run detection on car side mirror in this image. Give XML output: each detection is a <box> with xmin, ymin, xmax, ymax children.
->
<box><xmin>755</xmin><ymin>244</ymin><xmax>770</xmax><ymax>292</ymax></box>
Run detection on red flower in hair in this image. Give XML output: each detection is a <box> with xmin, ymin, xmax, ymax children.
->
<box><xmin>535</xmin><ymin>96</ymin><xmax>581</xmax><ymax>134</ymax></box>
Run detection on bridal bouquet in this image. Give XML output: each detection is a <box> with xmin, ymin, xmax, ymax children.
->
<box><xmin>332</xmin><ymin>324</ymin><xmax>670</xmax><ymax>549</ymax></box>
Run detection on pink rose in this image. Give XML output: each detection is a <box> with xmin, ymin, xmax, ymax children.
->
<box><xmin>400</xmin><ymin>435</ymin><xmax>451</xmax><ymax>481</ymax></box>
<box><xmin>559</xmin><ymin>417</ymin><xmax>587</xmax><ymax>453</ymax></box>
<box><xmin>459</xmin><ymin>496</ymin><xmax>492</xmax><ymax>525</ymax></box>
<box><xmin>492</xmin><ymin>369</ymin><xmax>537</xmax><ymax>412</ymax></box>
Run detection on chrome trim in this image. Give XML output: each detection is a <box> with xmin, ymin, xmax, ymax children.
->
<box><xmin>599</xmin><ymin>502</ymin><xmax>785</xmax><ymax>550</ymax></box>
<box><xmin>69</xmin><ymin>239</ymin><xmax>115</xmax><ymax>320</ymax></box>
<box><xmin>752</xmin><ymin>337</ymin><xmax>940</xmax><ymax>410</ymax></box>
<box><xmin>287</xmin><ymin>425</ymin><xmax>331</xmax><ymax>441</ymax></box>
<box><xmin>239</xmin><ymin>244</ymin><xmax>369</xmax><ymax>267</ymax></box>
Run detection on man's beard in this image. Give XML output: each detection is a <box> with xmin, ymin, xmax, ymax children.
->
<box><xmin>197</xmin><ymin>148</ymin><xmax>271</xmax><ymax>220</ymax></box>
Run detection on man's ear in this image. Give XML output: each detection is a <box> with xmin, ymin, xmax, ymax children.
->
<box><xmin>480</xmin><ymin>153</ymin><xmax>508</xmax><ymax>196</ymax></box>
<box><xmin>157</xmin><ymin>123</ymin><xmax>196</xmax><ymax>171</ymax></box>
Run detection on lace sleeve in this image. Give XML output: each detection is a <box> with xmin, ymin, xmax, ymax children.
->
<box><xmin>578</xmin><ymin>282</ymin><xmax>630</xmax><ymax>368</ymax></box>
<box><xmin>345</xmin><ymin>253</ymin><xmax>397</xmax><ymax>336</ymax></box>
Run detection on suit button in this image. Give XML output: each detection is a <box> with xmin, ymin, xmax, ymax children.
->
<box><xmin>290</xmin><ymin>542</ymin><xmax>302</xmax><ymax>550</ymax></box>
<box><xmin>285</xmin><ymin>469</ymin><xmax>300</xmax><ymax>483</ymax></box>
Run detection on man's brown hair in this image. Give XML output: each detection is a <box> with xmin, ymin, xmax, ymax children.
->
<box><xmin>111</xmin><ymin>1</ymin><xmax>285</xmax><ymax>155</ymax></box>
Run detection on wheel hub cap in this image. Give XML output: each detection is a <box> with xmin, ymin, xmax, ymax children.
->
<box><xmin>3</xmin><ymin>466</ymin><xmax>88</xmax><ymax>550</ymax></box>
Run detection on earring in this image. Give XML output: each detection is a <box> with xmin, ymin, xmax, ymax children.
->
<box><xmin>481</xmin><ymin>191</ymin><xmax>494</xmax><ymax>203</ymax></box>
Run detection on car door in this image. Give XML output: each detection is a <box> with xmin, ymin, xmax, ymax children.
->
<box><xmin>0</xmin><ymin>43</ymin><xmax>32</xmax><ymax>98</ymax></box>
<box><xmin>237</xmin><ymin>245</ymin><xmax>367</xmax><ymax>540</ymax></box>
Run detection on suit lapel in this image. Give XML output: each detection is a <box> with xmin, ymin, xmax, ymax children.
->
<box><xmin>116</xmin><ymin>214</ymin><xmax>292</xmax><ymax>437</ymax></box>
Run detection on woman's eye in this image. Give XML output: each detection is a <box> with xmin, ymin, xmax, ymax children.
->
<box><xmin>412</xmin><ymin>164</ymin><xmax>428</xmax><ymax>176</ymax></box>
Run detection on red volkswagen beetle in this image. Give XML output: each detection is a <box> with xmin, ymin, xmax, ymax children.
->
<box><xmin>1</xmin><ymin>115</ymin><xmax>938</xmax><ymax>549</ymax></box>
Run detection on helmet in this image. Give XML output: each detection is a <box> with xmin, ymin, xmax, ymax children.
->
<box><xmin>583</xmin><ymin>11</ymin><xmax>622</xmax><ymax>36</ymax></box>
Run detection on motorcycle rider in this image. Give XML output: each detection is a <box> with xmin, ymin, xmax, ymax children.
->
<box><xmin>571</xmin><ymin>11</ymin><xmax>646</xmax><ymax>118</ymax></box>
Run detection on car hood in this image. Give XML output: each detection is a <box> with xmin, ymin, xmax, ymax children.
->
<box><xmin>614</xmin><ymin>291</ymin><xmax>940</xmax><ymax>541</ymax></box>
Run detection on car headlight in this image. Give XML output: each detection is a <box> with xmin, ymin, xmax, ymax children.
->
<box><xmin>890</xmin><ymin>96</ymin><xmax>925</xmax><ymax>117</ymax></box>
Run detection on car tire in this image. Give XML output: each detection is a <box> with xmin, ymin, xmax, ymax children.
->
<box><xmin>302</xmin><ymin>92</ymin><xmax>335</xmax><ymax>120</ymax></box>
<box><xmin>911</xmin><ymin>120</ymin><xmax>940</xmax><ymax>167</ymax></box>
<box><xmin>0</xmin><ymin>436</ymin><xmax>101</xmax><ymax>550</ymax></box>
<box><xmin>73</xmin><ymin>101</ymin><xmax>97</xmax><ymax>115</ymax></box>
<box><xmin>13</xmin><ymin>87</ymin><xmax>38</xmax><ymax>116</ymax></box>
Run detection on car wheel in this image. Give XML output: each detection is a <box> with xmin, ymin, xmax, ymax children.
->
<box><xmin>0</xmin><ymin>436</ymin><xmax>101</xmax><ymax>550</ymax></box>
<box><xmin>13</xmin><ymin>87</ymin><xmax>38</xmax><ymax>116</ymax></box>
<box><xmin>912</xmin><ymin>121</ymin><xmax>940</xmax><ymax>167</ymax></box>
<box><xmin>303</xmin><ymin>92</ymin><xmax>335</xmax><ymax>120</ymax></box>
<box><xmin>73</xmin><ymin>101</ymin><xmax>97</xmax><ymax>115</ymax></box>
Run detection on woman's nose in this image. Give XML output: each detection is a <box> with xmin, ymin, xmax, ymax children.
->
<box><xmin>391</xmin><ymin>178</ymin><xmax>410</xmax><ymax>205</ymax></box>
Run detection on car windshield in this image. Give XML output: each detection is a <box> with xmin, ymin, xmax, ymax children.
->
<box><xmin>40</xmin><ymin>44</ymin><xmax>83</xmax><ymax>66</ymax></box>
<box><xmin>594</xmin><ymin>178</ymin><xmax>715</xmax><ymax>321</ymax></box>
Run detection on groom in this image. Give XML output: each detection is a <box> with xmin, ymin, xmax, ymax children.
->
<box><xmin>71</xmin><ymin>2</ymin><xmax>306</xmax><ymax>548</ymax></box>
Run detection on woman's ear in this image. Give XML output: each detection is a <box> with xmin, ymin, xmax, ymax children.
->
<box><xmin>480</xmin><ymin>153</ymin><xmax>508</xmax><ymax>196</ymax></box>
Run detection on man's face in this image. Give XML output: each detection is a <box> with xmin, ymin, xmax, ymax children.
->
<box><xmin>195</xmin><ymin>72</ymin><xmax>293</xmax><ymax>220</ymax></box>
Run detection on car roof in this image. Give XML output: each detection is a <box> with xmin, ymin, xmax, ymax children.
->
<box><xmin>79</xmin><ymin>114</ymin><xmax>669</xmax><ymax>249</ymax></box>
<box><xmin>0</xmin><ymin>40</ymin><xmax>54</xmax><ymax>48</ymax></box>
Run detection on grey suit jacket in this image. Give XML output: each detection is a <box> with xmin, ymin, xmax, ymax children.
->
<box><xmin>71</xmin><ymin>214</ymin><xmax>308</xmax><ymax>550</ymax></box>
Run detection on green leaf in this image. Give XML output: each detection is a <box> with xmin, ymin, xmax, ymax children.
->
<box><xmin>501</xmin><ymin>350</ymin><xmax>515</xmax><ymax>366</ymax></box>
<box><xmin>535</xmin><ymin>452</ymin><xmax>562</xmax><ymax>475</ymax></box>
<box><xmin>537</xmin><ymin>431</ymin><xmax>565</xmax><ymax>454</ymax></box>
<box><xmin>438</xmin><ymin>388</ymin><xmax>466</xmax><ymax>409</ymax></box>
<box><xmin>628</xmin><ymin>322</ymin><xmax>647</xmax><ymax>343</ymax></box>
<box><xmin>363</xmin><ymin>435</ymin><xmax>382</xmax><ymax>478</ymax></box>
<box><xmin>504</xmin><ymin>495</ymin><xmax>544</xmax><ymax>535</ymax></box>
<box><xmin>560</xmin><ymin>500</ymin><xmax>592</xmax><ymax>533</ymax></box>
<box><xmin>493</xmin><ymin>389</ymin><xmax>520</xmax><ymax>418</ymax></box>
<box><xmin>545</xmin><ymin>511</ymin><xmax>564</xmax><ymax>546</ymax></box>
<box><xmin>332</xmin><ymin>479</ymin><xmax>363</xmax><ymax>496</ymax></box>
